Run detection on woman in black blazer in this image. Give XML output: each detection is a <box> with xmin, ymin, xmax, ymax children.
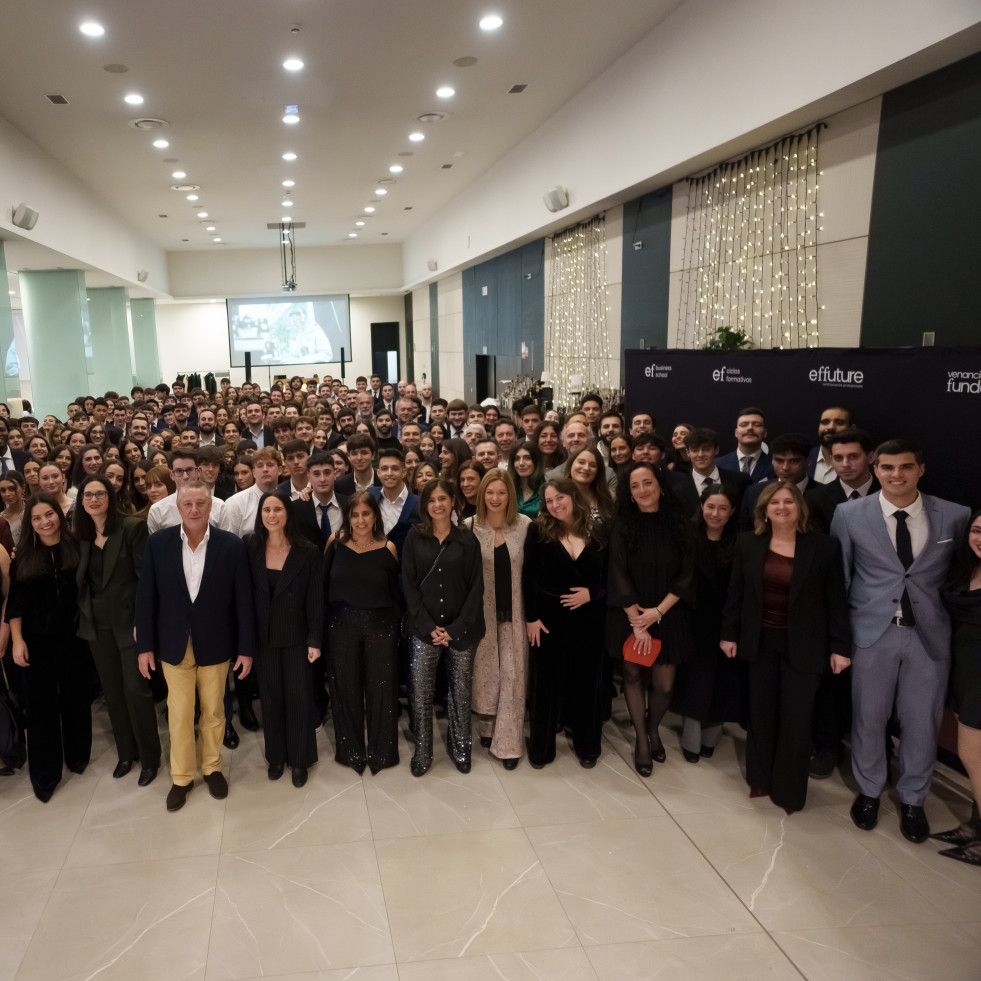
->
<box><xmin>74</xmin><ymin>474</ymin><xmax>161</xmax><ymax>786</ymax></box>
<box><xmin>721</xmin><ymin>480</ymin><xmax>851</xmax><ymax>813</ymax></box>
<box><xmin>246</xmin><ymin>492</ymin><xmax>324</xmax><ymax>788</ymax></box>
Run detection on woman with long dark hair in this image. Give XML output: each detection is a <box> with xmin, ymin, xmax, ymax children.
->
<box><xmin>437</xmin><ymin>437</ymin><xmax>471</xmax><ymax>483</ymax></box>
<box><xmin>323</xmin><ymin>491</ymin><xmax>402</xmax><ymax>775</ymax></box>
<box><xmin>70</xmin><ymin>444</ymin><xmax>104</xmax><ymax>489</ymax></box>
<box><xmin>246</xmin><ymin>492</ymin><xmax>323</xmax><ymax>788</ymax></box>
<box><xmin>74</xmin><ymin>475</ymin><xmax>160</xmax><ymax>786</ymax></box>
<box><xmin>532</xmin><ymin>420</ymin><xmax>566</xmax><ymax>473</ymax></box>
<box><xmin>402</xmin><ymin>477</ymin><xmax>484</xmax><ymax>776</ymax></box>
<box><xmin>455</xmin><ymin>459</ymin><xmax>486</xmax><ymax>522</ymax></box>
<box><xmin>565</xmin><ymin>446</ymin><xmax>614</xmax><ymax>524</ymax></box>
<box><xmin>0</xmin><ymin>471</ymin><xmax>26</xmax><ymax>542</ymax></box>
<box><xmin>524</xmin><ymin>478</ymin><xmax>608</xmax><ymax>768</ymax></box>
<box><xmin>608</xmin><ymin>462</ymin><xmax>694</xmax><ymax>776</ymax></box>
<box><xmin>508</xmin><ymin>442</ymin><xmax>545</xmax><ymax>518</ymax></box>
<box><xmin>6</xmin><ymin>494</ymin><xmax>91</xmax><ymax>802</ymax></box>
<box><xmin>936</xmin><ymin>508</ymin><xmax>981</xmax><ymax>863</ymax></box>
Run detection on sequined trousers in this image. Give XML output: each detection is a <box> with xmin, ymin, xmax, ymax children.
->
<box><xmin>409</xmin><ymin>636</ymin><xmax>476</xmax><ymax>768</ymax></box>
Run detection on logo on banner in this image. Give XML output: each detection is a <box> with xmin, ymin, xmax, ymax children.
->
<box><xmin>808</xmin><ymin>365</ymin><xmax>865</xmax><ymax>389</ymax></box>
<box><xmin>644</xmin><ymin>362</ymin><xmax>672</xmax><ymax>379</ymax></box>
<box><xmin>711</xmin><ymin>366</ymin><xmax>752</xmax><ymax>384</ymax></box>
<box><xmin>947</xmin><ymin>371</ymin><xmax>981</xmax><ymax>394</ymax></box>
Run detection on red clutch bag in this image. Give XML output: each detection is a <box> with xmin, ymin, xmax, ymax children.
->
<box><xmin>622</xmin><ymin>634</ymin><xmax>661</xmax><ymax>667</ymax></box>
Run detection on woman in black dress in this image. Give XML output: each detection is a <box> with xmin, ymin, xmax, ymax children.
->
<box><xmin>936</xmin><ymin>508</ymin><xmax>981</xmax><ymax>863</ymax></box>
<box><xmin>608</xmin><ymin>462</ymin><xmax>694</xmax><ymax>776</ymax></box>
<box><xmin>523</xmin><ymin>478</ymin><xmax>607</xmax><ymax>768</ymax></box>
<box><xmin>246</xmin><ymin>492</ymin><xmax>324</xmax><ymax>788</ymax></box>
<box><xmin>323</xmin><ymin>491</ymin><xmax>402</xmax><ymax>775</ymax></box>
<box><xmin>6</xmin><ymin>494</ymin><xmax>92</xmax><ymax>802</ymax></box>
<box><xmin>672</xmin><ymin>484</ymin><xmax>746</xmax><ymax>763</ymax></box>
<box><xmin>402</xmin><ymin>477</ymin><xmax>484</xmax><ymax>776</ymax></box>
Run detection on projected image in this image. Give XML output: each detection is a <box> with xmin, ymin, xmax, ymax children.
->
<box><xmin>227</xmin><ymin>294</ymin><xmax>350</xmax><ymax>367</ymax></box>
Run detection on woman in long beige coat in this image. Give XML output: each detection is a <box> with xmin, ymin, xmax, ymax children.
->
<box><xmin>465</xmin><ymin>470</ymin><xmax>530</xmax><ymax>769</ymax></box>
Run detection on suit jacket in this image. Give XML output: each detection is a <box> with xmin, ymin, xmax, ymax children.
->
<box><xmin>7</xmin><ymin>448</ymin><xmax>30</xmax><ymax>473</ymax></box>
<box><xmin>739</xmin><ymin>477</ymin><xmax>820</xmax><ymax>531</ymax></box>
<box><xmin>721</xmin><ymin>531</ymin><xmax>851</xmax><ymax>673</ymax></box>
<box><xmin>717</xmin><ymin>449</ymin><xmax>774</xmax><ymax>483</ymax></box>
<box><xmin>334</xmin><ymin>471</ymin><xmax>381</xmax><ymax>496</ymax></box>
<box><xmin>292</xmin><ymin>493</ymin><xmax>349</xmax><ymax>550</ymax></box>
<box><xmin>368</xmin><ymin>485</ymin><xmax>420</xmax><ymax>556</ymax></box>
<box><xmin>669</xmin><ymin>467</ymin><xmax>752</xmax><ymax>518</ymax></box>
<box><xmin>245</xmin><ymin>535</ymin><xmax>324</xmax><ymax>649</ymax></box>
<box><xmin>805</xmin><ymin>476</ymin><xmax>879</xmax><ymax>534</ymax></box>
<box><xmin>77</xmin><ymin>516</ymin><xmax>149</xmax><ymax>646</ymax></box>
<box><xmin>135</xmin><ymin>524</ymin><xmax>256</xmax><ymax>666</ymax></box>
<box><xmin>243</xmin><ymin>425</ymin><xmax>275</xmax><ymax>448</ymax></box>
<box><xmin>831</xmin><ymin>492</ymin><xmax>969</xmax><ymax>661</ymax></box>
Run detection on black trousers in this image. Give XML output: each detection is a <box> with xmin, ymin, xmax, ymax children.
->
<box><xmin>20</xmin><ymin>632</ymin><xmax>93</xmax><ymax>795</ymax></box>
<box><xmin>89</xmin><ymin>628</ymin><xmax>161</xmax><ymax>767</ymax></box>
<box><xmin>255</xmin><ymin>644</ymin><xmax>318</xmax><ymax>768</ymax></box>
<box><xmin>746</xmin><ymin>630</ymin><xmax>822</xmax><ymax>812</ymax></box>
<box><xmin>811</xmin><ymin>666</ymin><xmax>852</xmax><ymax>756</ymax></box>
<box><xmin>326</xmin><ymin>607</ymin><xmax>400</xmax><ymax>771</ymax></box>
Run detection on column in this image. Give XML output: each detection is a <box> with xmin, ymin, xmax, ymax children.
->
<box><xmin>87</xmin><ymin>286</ymin><xmax>133</xmax><ymax>396</ymax></box>
<box><xmin>0</xmin><ymin>242</ymin><xmax>16</xmax><ymax>403</ymax></box>
<box><xmin>20</xmin><ymin>269</ymin><xmax>90</xmax><ymax>416</ymax></box>
<box><xmin>130</xmin><ymin>297</ymin><xmax>162</xmax><ymax>387</ymax></box>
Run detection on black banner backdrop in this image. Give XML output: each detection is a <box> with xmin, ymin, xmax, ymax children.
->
<box><xmin>625</xmin><ymin>347</ymin><xmax>981</xmax><ymax>509</ymax></box>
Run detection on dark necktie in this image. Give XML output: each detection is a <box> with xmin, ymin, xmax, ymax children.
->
<box><xmin>0</xmin><ymin>457</ymin><xmax>7</xmax><ymax>476</ymax></box>
<box><xmin>848</xmin><ymin>490</ymin><xmax>860</xmax><ymax>501</ymax></box>
<box><xmin>894</xmin><ymin>510</ymin><xmax>916</xmax><ymax>625</ymax></box>
<box><xmin>740</xmin><ymin>456</ymin><xmax>752</xmax><ymax>474</ymax></box>
<box><xmin>318</xmin><ymin>503</ymin><xmax>329</xmax><ymax>536</ymax></box>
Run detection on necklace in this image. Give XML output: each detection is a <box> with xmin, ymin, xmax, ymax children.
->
<box><xmin>351</xmin><ymin>537</ymin><xmax>375</xmax><ymax>551</ymax></box>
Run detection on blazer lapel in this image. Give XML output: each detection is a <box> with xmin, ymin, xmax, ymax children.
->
<box><xmin>102</xmin><ymin>529</ymin><xmax>123</xmax><ymax>587</ymax></box>
<box><xmin>169</xmin><ymin>529</ymin><xmax>193</xmax><ymax>604</ymax></box>
<box><xmin>275</xmin><ymin>546</ymin><xmax>303</xmax><ymax>595</ymax></box>
<box><xmin>789</xmin><ymin>533</ymin><xmax>815</xmax><ymax>604</ymax></box>
<box><xmin>745</xmin><ymin>535</ymin><xmax>768</xmax><ymax>603</ymax></box>
<box><xmin>867</xmin><ymin>496</ymin><xmax>904</xmax><ymax>571</ymax></box>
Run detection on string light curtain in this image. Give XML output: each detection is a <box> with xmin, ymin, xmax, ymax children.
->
<box><xmin>544</xmin><ymin>215</ymin><xmax>610</xmax><ymax>408</ymax></box>
<box><xmin>675</xmin><ymin>126</ymin><xmax>823</xmax><ymax>350</ymax></box>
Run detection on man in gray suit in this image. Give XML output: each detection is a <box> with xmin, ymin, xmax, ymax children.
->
<box><xmin>832</xmin><ymin>439</ymin><xmax>969</xmax><ymax>843</ymax></box>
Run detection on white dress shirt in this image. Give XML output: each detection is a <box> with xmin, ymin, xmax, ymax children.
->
<box><xmin>222</xmin><ymin>482</ymin><xmax>264</xmax><ymax>538</ymax></box>
<box><xmin>840</xmin><ymin>474</ymin><xmax>874</xmax><ymax>499</ymax></box>
<box><xmin>147</xmin><ymin>490</ymin><xmax>228</xmax><ymax>534</ymax></box>
<box><xmin>879</xmin><ymin>491</ymin><xmax>927</xmax><ymax>619</ymax></box>
<box><xmin>378</xmin><ymin>484</ymin><xmax>408</xmax><ymax>535</ymax></box>
<box><xmin>313</xmin><ymin>493</ymin><xmax>343</xmax><ymax>536</ymax></box>
<box><xmin>247</xmin><ymin>426</ymin><xmax>267</xmax><ymax>449</ymax></box>
<box><xmin>813</xmin><ymin>452</ymin><xmax>836</xmax><ymax>485</ymax></box>
<box><xmin>691</xmin><ymin>468</ymin><xmax>720</xmax><ymax>495</ymax></box>
<box><xmin>180</xmin><ymin>523</ymin><xmax>210</xmax><ymax>602</ymax></box>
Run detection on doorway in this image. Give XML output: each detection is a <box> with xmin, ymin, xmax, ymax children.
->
<box><xmin>370</xmin><ymin>322</ymin><xmax>400</xmax><ymax>383</ymax></box>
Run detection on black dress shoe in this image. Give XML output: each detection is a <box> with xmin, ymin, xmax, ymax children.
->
<box><xmin>502</xmin><ymin>758</ymin><xmax>519</xmax><ymax>770</ymax></box>
<box><xmin>850</xmin><ymin>793</ymin><xmax>880</xmax><ymax>831</ymax></box>
<box><xmin>138</xmin><ymin>766</ymin><xmax>158</xmax><ymax>787</ymax></box>
<box><xmin>410</xmin><ymin>758</ymin><xmax>431</xmax><ymax>777</ymax></box>
<box><xmin>529</xmin><ymin>759</ymin><xmax>547</xmax><ymax>770</ymax></box>
<box><xmin>291</xmin><ymin>766</ymin><xmax>308</xmax><ymax>788</ymax></box>
<box><xmin>203</xmin><ymin>771</ymin><xmax>228</xmax><ymax>799</ymax></box>
<box><xmin>577</xmin><ymin>755</ymin><xmax>598</xmax><ymax>769</ymax></box>
<box><xmin>34</xmin><ymin>786</ymin><xmax>54</xmax><ymax>804</ymax></box>
<box><xmin>899</xmin><ymin>804</ymin><xmax>929</xmax><ymax>843</ymax></box>
<box><xmin>699</xmin><ymin>745</ymin><xmax>715</xmax><ymax>759</ymax></box>
<box><xmin>808</xmin><ymin>750</ymin><xmax>838</xmax><ymax>780</ymax></box>
<box><xmin>267</xmin><ymin>762</ymin><xmax>285</xmax><ymax>781</ymax></box>
<box><xmin>166</xmin><ymin>782</ymin><xmax>193</xmax><ymax>812</ymax></box>
<box><xmin>223</xmin><ymin>724</ymin><xmax>240</xmax><ymax>749</ymax></box>
<box><xmin>454</xmin><ymin>759</ymin><xmax>471</xmax><ymax>774</ymax></box>
<box><xmin>113</xmin><ymin>760</ymin><xmax>135</xmax><ymax>779</ymax></box>
<box><xmin>479</xmin><ymin>736</ymin><xmax>492</xmax><ymax>748</ymax></box>
<box><xmin>682</xmin><ymin>749</ymin><xmax>701</xmax><ymax>764</ymax></box>
<box><xmin>238</xmin><ymin>702</ymin><xmax>260</xmax><ymax>732</ymax></box>
<box><xmin>66</xmin><ymin>761</ymin><xmax>88</xmax><ymax>774</ymax></box>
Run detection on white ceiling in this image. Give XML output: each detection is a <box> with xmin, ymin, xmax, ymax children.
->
<box><xmin>0</xmin><ymin>0</ymin><xmax>682</xmax><ymax>256</ymax></box>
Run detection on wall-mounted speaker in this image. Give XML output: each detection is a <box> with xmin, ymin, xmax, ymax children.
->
<box><xmin>137</xmin><ymin>269</ymin><xmax>149</xmax><ymax>282</ymax></box>
<box><xmin>542</xmin><ymin>186</ymin><xmax>569</xmax><ymax>213</ymax></box>
<box><xmin>12</xmin><ymin>202</ymin><xmax>39</xmax><ymax>230</ymax></box>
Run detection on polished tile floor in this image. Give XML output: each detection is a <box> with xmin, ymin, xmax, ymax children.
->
<box><xmin>2</xmin><ymin>698</ymin><xmax>979</xmax><ymax>981</ymax></box>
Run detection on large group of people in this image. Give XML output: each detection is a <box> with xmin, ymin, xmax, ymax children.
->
<box><xmin>0</xmin><ymin>376</ymin><xmax>978</xmax><ymax>868</ymax></box>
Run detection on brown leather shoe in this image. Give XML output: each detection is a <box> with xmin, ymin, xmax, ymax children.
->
<box><xmin>166</xmin><ymin>782</ymin><xmax>193</xmax><ymax>812</ymax></box>
<box><xmin>203</xmin><ymin>771</ymin><xmax>228</xmax><ymax>799</ymax></box>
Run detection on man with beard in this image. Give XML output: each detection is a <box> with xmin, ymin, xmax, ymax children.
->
<box><xmin>197</xmin><ymin>408</ymin><xmax>223</xmax><ymax>447</ymax></box>
<box><xmin>336</xmin><ymin>407</ymin><xmax>357</xmax><ymax>439</ymax></box>
<box><xmin>596</xmin><ymin>411</ymin><xmax>622</xmax><ymax>464</ymax></box>
<box><xmin>807</xmin><ymin>406</ymin><xmax>854</xmax><ymax>485</ymax></box>
<box><xmin>373</xmin><ymin>409</ymin><xmax>401</xmax><ymax>451</ymax></box>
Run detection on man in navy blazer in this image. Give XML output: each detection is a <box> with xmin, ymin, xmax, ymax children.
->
<box><xmin>832</xmin><ymin>439</ymin><xmax>969</xmax><ymax>843</ymax></box>
<box><xmin>667</xmin><ymin>427</ymin><xmax>751</xmax><ymax>518</ymax></box>
<box><xmin>368</xmin><ymin>447</ymin><xmax>419</xmax><ymax>556</ymax></box>
<box><xmin>716</xmin><ymin>406</ymin><xmax>775</xmax><ymax>483</ymax></box>
<box><xmin>136</xmin><ymin>482</ymin><xmax>256</xmax><ymax>812</ymax></box>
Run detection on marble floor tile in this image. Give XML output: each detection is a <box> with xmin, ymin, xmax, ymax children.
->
<box><xmin>678</xmin><ymin>807</ymin><xmax>949</xmax><ymax>932</ymax></box>
<box><xmin>396</xmin><ymin>947</ymin><xmax>598</xmax><ymax>981</ymax></box>
<box><xmin>221</xmin><ymin>763</ymin><xmax>371</xmax><ymax>853</ymax></box>
<box><xmin>955</xmin><ymin>920</ymin><xmax>981</xmax><ymax>943</ymax></box>
<box><xmin>16</xmin><ymin>855</ymin><xmax>218</xmax><ymax>981</ymax></box>
<box><xmin>527</xmin><ymin>816</ymin><xmax>760</xmax><ymax>944</ymax></box>
<box><xmin>0</xmin><ymin>869</ymin><xmax>59</xmax><ymax>981</ymax></box>
<box><xmin>375</xmin><ymin>827</ymin><xmax>578</xmax><ymax>961</ymax></box>
<box><xmin>363</xmin><ymin>754</ymin><xmax>521</xmax><ymax>839</ymax></box>
<box><xmin>585</xmin><ymin>934</ymin><xmax>801</xmax><ymax>980</ymax></box>
<box><xmin>773</xmin><ymin>922</ymin><xmax>981</xmax><ymax>981</ymax></box>
<box><xmin>234</xmin><ymin>969</ymin><xmax>400</xmax><ymax>981</ymax></box>
<box><xmin>207</xmin><ymin>843</ymin><xmax>394</xmax><ymax>979</ymax></box>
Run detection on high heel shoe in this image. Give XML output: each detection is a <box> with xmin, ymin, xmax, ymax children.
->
<box><xmin>633</xmin><ymin>738</ymin><xmax>653</xmax><ymax>778</ymax></box>
<box><xmin>649</xmin><ymin>736</ymin><xmax>666</xmax><ymax>764</ymax></box>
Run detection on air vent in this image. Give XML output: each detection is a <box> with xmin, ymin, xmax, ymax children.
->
<box><xmin>508</xmin><ymin>84</ymin><xmax>528</xmax><ymax>94</ymax></box>
<box><xmin>129</xmin><ymin>117</ymin><xmax>169</xmax><ymax>130</ymax></box>
<box><xmin>46</xmin><ymin>94</ymin><xmax>69</xmax><ymax>105</ymax></box>
<box><xmin>440</xmin><ymin>164</ymin><xmax>453</xmax><ymax>170</ymax></box>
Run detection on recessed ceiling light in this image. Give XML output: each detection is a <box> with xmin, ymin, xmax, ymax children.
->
<box><xmin>206</xmin><ymin>225</ymin><xmax>216</xmax><ymax>231</ymax></box>
<box><xmin>479</xmin><ymin>14</ymin><xmax>503</xmax><ymax>31</ymax></box>
<box><xmin>152</xmin><ymin>139</ymin><xmax>169</xmax><ymax>148</ymax></box>
<box><xmin>213</xmin><ymin>237</ymin><xmax>222</xmax><ymax>242</ymax></box>
<box><xmin>281</xmin><ymin>216</ymin><xmax>291</xmax><ymax>223</ymax></box>
<box><xmin>282</xmin><ymin>152</ymin><xmax>297</xmax><ymax>161</ymax></box>
<box><xmin>364</xmin><ymin>206</ymin><xmax>375</xmax><ymax>213</ymax></box>
<box><xmin>186</xmin><ymin>194</ymin><xmax>198</xmax><ymax>201</ymax></box>
<box><xmin>389</xmin><ymin>165</ymin><xmax>403</xmax><ymax>174</ymax></box>
<box><xmin>348</xmin><ymin>233</ymin><xmax>358</xmax><ymax>238</ymax></box>
<box><xmin>197</xmin><ymin>211</ymin><xmax>208</xmax><ymax>218</ymax></box>
<box><xmin>281</xmin><ymin>179</ymin><xmax>295</xmax><ymax>187</ymax></box>
<box><xmin>283</xmin><ymin>113</ymin><xmax>300</xmax><ymax>125</ymax></box>
<box><xmin>171</xmin><ymin>170</ymin><xmax>186</xmax><ymax>179</ymax></box>
<box><xmin>283</xmin><ymin>57</ymin><xmax>304</xmax><ymax>71</ymax></box>
<box><xmin>375</xmin><ymin>188</ymin><xmax>388</xmax><ymax>195</ymax></box>
<box><xmin>80</xmin><ymin>22</ymin><xmax>105</xmax><ymax>37</ymax></box>
<box><xmin>355</xmin><ymin>221</ymin><xmax>366</xmax><ymax>227</ymax></box>
<box><xmin>408</xmin><ymin>132</ymin><xmax>425</xmax><ymax>142</ymax></box>
<box><xmin>282</xmin><ymin>199</ymin><xmax>294</xmax><ymax>207</ymax></box>
<box><xmin>124</xmin><ymin>93</ymin><xmax>144</xmax><ymax>105</ymax></box>
<box><xmin>436</xmin><ymin>86</ymin><xmax>455</xmax><ymax>99</ymax></box>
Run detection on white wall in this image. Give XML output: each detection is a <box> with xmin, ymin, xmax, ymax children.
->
<box><xmin>411</xmin><ymin>285</ymin><xmax>431</xmax><ymax>386</ymax></box>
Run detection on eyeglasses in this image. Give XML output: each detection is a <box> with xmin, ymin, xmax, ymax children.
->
<box><xmin>172</xmin><ymin>466</ymin><xmax>198</xmax><ymax>477</ymax></box>
<box><xmin>82</xmin><ymin>490</ymin><xmax>108</xmax><ymax>501</ymax></box>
